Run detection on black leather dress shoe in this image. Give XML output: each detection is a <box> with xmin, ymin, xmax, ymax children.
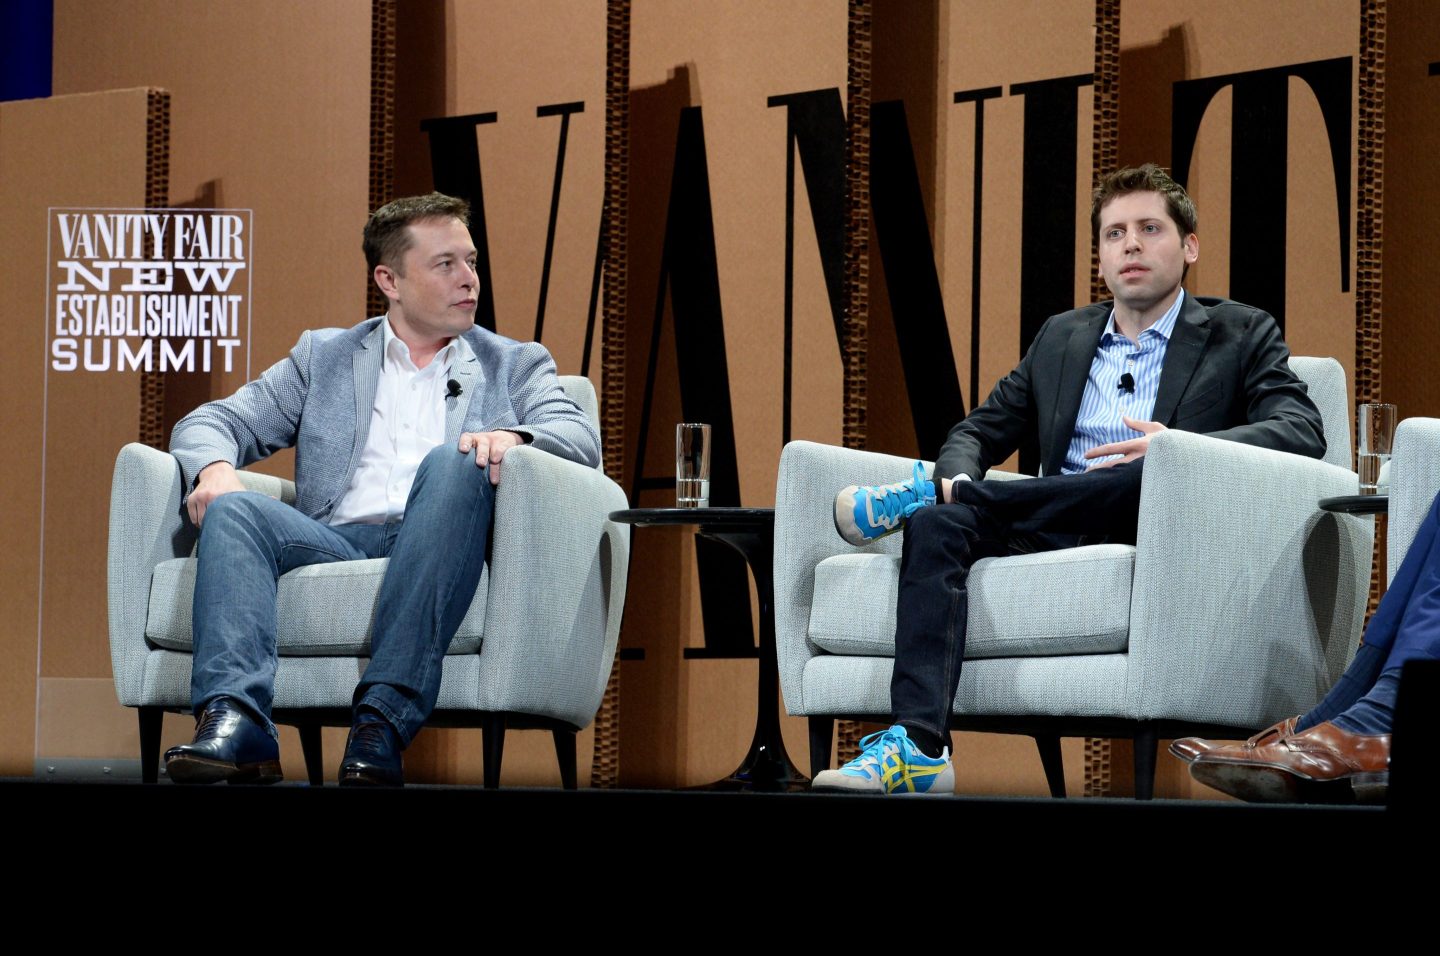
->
<box><xmin>338</xmin><ymin>716</ymin><xmax>405</xmax><ymax>787</ymax></box>
<box><xmin>164</xmin><ymin>697</ymin><xmax>282</xmax><ymax>785</ymax></box>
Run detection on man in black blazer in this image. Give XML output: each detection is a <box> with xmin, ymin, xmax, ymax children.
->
<box><xmin>817</xmin><ymin>164</ymin><xmax>1325</xmax><ymax>795</ymax></box>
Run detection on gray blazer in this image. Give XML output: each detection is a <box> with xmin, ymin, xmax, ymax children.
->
<box><xmin>171</xmin><ymin>317</ymin><xmax>601</xmax><ymax>521</ymax></box>
<box><xmin>935</xmin><ymin>295</ymin><xmax>1327</xmax><ymax>481</ymax></box>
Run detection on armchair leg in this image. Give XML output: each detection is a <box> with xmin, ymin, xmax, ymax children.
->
<box><xmin>552</xmin><ymin>729</ymin><xmax>578</xmax><ymax>790</ymax></box>
<box><xmin>482</xmin><ymin>713</ymin><xmax>506</xmax><ymax>789</ymax></box>
<box><xmin>1033</xmin><ymin>734</ymin><xmax>1066</xmax><ymax>798</ymax></box>
<box><xmin>808</xmin><ymin>716</ymin><xmax>835</xmax><ymax>778</ymax></box>
<box><xmin>139</xmin><ymin>707</ymin><xmax>163</xmax><ymax>784</ymax></box>
<box><xmin>298</xmin><ymin>723</ymin><xmax>325</xmax><ymax>787</ymax></box>
<box><xmin>1133</xmin><ymin>724</ymin><xmax>1158</xmax><ymax>801</ymax></box>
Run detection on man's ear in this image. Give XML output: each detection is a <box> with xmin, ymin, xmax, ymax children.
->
<box><xmin>373</xmin><ymin>264</ymin><xmax>400</xmax><ymax>302</ymax></box>
<box><xmin>1183</xmin><ymin>233</ymin><xmax>1199</xmax><ymax>264</ymax></box>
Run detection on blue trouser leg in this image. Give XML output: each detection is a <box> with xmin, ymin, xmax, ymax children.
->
<box><xmin>1301</xmin><ymin>488</ymin><xmax>1440</xmax><ymax>731</ymax></box>
<box><xmin>190</xmin><ymin>491</ymin><xmax>386</xmax><ymax>737</ymax></box>
<box><xmin>890</xmin><ymin>461</ymin><xmax>1144</xmax><ymax>736</ymax></box>
<box><xmin>354</xmin><ymin>443</ymin><xmax>496</xmax><ymax>745</ymax></box>
<box><xmin>1379</xmin><ymin>490</ymin><xmax>1440</xmax><ymax>672</ymax></box>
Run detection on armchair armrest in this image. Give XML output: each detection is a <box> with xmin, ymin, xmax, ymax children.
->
<box><xmin>108</xmin><ymin>443</ymin><xmax>296</xmax><ymax>706</ymax></box>
<box><xmin>107</xmin><ymin>443</ymin><xmax>193</xmax><ymax>705</ymax></box>
<box><xmin>1127</xmin><ymin>429</ymin><xmax>1372</xmax><ymax>725</ymax></box>
<box><xmin>774</xmin><ymin>441</ymin><xmax>927</xmax><ymax>714</ymax></box>
<box><xmin>1389</xmin><ymin>418</ymin><xmax>1440</xmax><ymax>578</ymax></box>
<box><xmin>479</xmin><ymin>444</ymin><xmax>630</xmax><ymax>724</ymax></box>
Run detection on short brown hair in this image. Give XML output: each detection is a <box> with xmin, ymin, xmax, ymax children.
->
<box><xmin>1090</xmin><ymin>164</ymin><xmax>1197</xmax><ymax>242</ymax></box>
<box><xmin>363</xmin><ymin>192</ymin><xmax>471</xmax><ymax>273</ymax></box>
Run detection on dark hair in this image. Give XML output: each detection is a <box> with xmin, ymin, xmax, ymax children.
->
<box><xmin>363</xmin><ymin>192</ymin><xmax>471</xmax><ymax>274</ymax></box>
<box><xmin>1090</xmin><ymin>163</ymin><xmax>1197</xmax><ymax>242</ymax></box>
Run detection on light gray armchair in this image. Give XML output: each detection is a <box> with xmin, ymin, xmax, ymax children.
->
<box><xmin>775</xmin><ymin>357</ymin><xmax>1373</xmax><ymax>798</ymax></box>
<box><xmin>108</xmin><ymin>376</ymin><xmax>629</xmax><ymax>787</ymax></box>
<box><xmin>1388</xmin><ymin>418</ymin><xmax>1440</xmax><ymax>583</ymax></box>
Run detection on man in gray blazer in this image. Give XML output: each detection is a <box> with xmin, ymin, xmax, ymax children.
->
<box><xmin>163</xmin><ymin>192</ymin><xmax>600</xmax><ymax>787</ymax></box>
<box><xmin>820</xmin><ymin>164</ymin><xmax>1326</xmax><ymax>795</ymax></box>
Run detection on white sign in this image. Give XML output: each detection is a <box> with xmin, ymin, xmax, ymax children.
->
<box><xmin>47</xmin><ymin>207</ymin><xmax>252</xmax><ymax>373</ymax></box>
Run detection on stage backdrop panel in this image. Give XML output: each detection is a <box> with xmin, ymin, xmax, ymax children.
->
<box><xmin>40</xmin><ymin>1</ymin><xmax>373</xmax><ymax>777</ymax></box>
<box><xmin>0</xmin><ymin>88</ymin><xmax>152</xmax><ymax>775</ymax></box>
<box><xmin>622</xmin><ymin>0</ymin><xmax>849</xmax><ymax>786</ymax></box>
<box><xmin>1119</xmin><ymin>0</ymin><xmax>1358</xmax><ymax>398</ymax></box>
<box><xmin>922</xmin><ymin>0</ymin><xmax>1096</xmax><ymax>471</ymax></box>
<box><xmin>1383</xmin><ymin>0</ymin><xmax>1440</xmax><ymax>422</ymax></box>
<box><xmin>52</xmin><ymin>0</ymin><xmax>373</xmax><ymax>413</ymax></box>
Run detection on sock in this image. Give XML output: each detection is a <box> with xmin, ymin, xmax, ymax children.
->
<box><xmin>899</xmin><ymin>723</ymin><xmax>947</xmax><ymax>758</ymax></box>
<box><xmin>1332</xmin><ymin>670</ymin><xmax>1400</xmax><ymax>736</ymax></box>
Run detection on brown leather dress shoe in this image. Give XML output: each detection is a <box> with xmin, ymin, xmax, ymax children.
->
<box><xmin>1169</xmin><ymin>715</ymin><xmax>1300</xmax><ymax>764</ymax></box>
<box><xmin>1188</xmin><ymin>720</ymin><xmax>1390</xmax><ymax>804</ymax></box>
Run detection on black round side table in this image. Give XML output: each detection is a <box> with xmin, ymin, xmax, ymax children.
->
<box><xmin>611</xmin><ymin>507</ymin><xmax>808</xmax><ymax>792</ymax></box>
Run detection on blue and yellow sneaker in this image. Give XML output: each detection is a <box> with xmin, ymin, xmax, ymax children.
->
<box><xmin>811</xmin><ymin>725</ymin><xmax>954</xmax><ymax>795</ymax></box>
<box><xmin>833</xmin><ymin>461</ymin><xmax>936</xmax><ymax>546</ymax></box>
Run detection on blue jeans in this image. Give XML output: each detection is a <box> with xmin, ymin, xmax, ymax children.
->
<box><xmin>190</xmin><ymin>443</ymin><xmax>495</xmax><ymax>746</ymax></box>
<box><xmin>891</xmin><ymin>461</ymin><xmax>1145</xmax><ymax>737</ymax></box>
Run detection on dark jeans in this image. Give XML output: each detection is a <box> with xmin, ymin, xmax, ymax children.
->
<box><xmin>890</xmin><ymin>460</ymin><xmax>1146</xmax><ymax>737</ymax></box>
<box><xmin>190</xmin><ymin>443</ymin><xmax>495</xmax><ymax>746</ymax></box>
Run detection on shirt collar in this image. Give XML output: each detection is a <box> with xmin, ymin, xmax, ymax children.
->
<box><xmin>381</xmin><ymin>316</ymin><xmax>462</xmax><ymax>371</ymax></box>
<box><xmin>1101</xmin><ymin>288</ymin><xmax>1185</xmax><ymax>344</ymax></box>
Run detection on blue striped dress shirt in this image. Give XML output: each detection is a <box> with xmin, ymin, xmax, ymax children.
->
<box><xmin>1060</xmin><ymin>290</ymin><xmax>1185</xmax><ymax>474</ymax></box>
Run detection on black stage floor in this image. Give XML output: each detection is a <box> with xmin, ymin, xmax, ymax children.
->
<box><xmin>11</xmin><ymin>779</ymin><xmax>1436</xmax><ymax>917</ymax></box>
<box><xmin>6</xmin><ymin>779</ymin><xmax>1409</xmax><ymax>851</ymax></box>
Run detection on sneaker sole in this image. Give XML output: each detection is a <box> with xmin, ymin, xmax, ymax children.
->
<box><xmin>811</xmin><ymin>783</ymin><xmax>953</xmax><ymax>796</ymax></box>
<box><xmin>812</xmin><ymin>773</ymin><xmax>954</xmax><ymax>796</ymax></box>
<box><xmin>833</xmin><ymin>487</ymin><xmax>901</xmax><ymax>547</ymax></box>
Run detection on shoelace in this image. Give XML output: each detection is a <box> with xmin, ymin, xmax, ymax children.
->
<box><xmin>867</xmin><ymin>462</ymin><xmax>934</xmax><ymax>527</ymax></box>
<box><xmin>844</xmin><ymin>728</ymin><xmax>908</xmax><ymax>774</ymax></box>
<box><xmin>348</xmin><ymin>721</ymin><xmax>395</xmax><ymax>759</ymax></box>
<box><xmin>192</xmin><ymin>703</ymin><xmax>229</xmax><ymax>741</ymax></box>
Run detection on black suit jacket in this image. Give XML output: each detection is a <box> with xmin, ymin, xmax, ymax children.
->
<box><xmin>934</xmin><ymin>295</ymin><xmax>1327</xmax><ymax>481</ymax></box>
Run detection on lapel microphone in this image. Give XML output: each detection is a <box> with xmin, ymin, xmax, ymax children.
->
<box><xmin>446</xmin><ymin>379</ymin><xmax>463</xmax><ymax>399</ymax></box>
<box><xmin>1118</xmin><ymin>372</ymin><xmax>1135</xmax><ymax>394</ymax></box>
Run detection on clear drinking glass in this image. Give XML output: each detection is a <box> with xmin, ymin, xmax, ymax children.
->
<box><xmin>676</xmin><ymin>423</ymin><xmax>711</xmax><ymax>507</ymax></box>
<box><xmin>1357</xmin><ymin>402</ymin><xmax>1397</xmax><ymax>494</ymax></box>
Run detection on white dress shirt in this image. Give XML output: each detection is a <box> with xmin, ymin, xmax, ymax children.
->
<box><xmin>329</xmin><ymin>319</ymin><xmax>462</xmax><ymax>525</ymax></box>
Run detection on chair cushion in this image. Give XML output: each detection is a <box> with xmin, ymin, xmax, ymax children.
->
<box><xmin>807</xmin><ymin>544</ymin><xmax>1135</xmax><ymax>658</ymax></box>
<box><xmin>145</xmin><ymin>557</ymin><xmax>487</xmax><ymax>656</ymax></box>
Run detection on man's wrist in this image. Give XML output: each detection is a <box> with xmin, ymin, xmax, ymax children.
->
<box><xmin>195</xmin><ymin>460</ymin><xmax>234</xmax><ymax>488</ymax></box>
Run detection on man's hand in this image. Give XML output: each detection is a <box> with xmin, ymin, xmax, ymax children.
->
<box><xmin>458</xmin><ymin>430</ymin><xmax>525</xmax><ymax>485</ymax></box>
<box><xmin>1084</xmin><ymin>416</ymin><xmax>1168</xmax><ymax>469</ymax></box>
<box><xmin>187</xmin><ymin>461</ymin><xmax>247</xmax><ymax>526</ymax></box>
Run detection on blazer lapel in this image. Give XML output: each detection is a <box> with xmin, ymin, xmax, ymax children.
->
<box><xmin>1046</xmin><ymin>310</ymin><xmax>1107</xmax><ymax>476</ymax></box>
<box><xmin>1152</xmin><ymin>294</ymin><xmax>1212</xmax><ymax>426</ymax></box>
<box><xmin>445</xmin><ymin>338</ymin><xmax>484</xmax><ymax>439</ymax></box>
<box><xmin>352</xmin><ymin>324</ymin><xmax>384</xmax><ymax>452</ymax></box>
